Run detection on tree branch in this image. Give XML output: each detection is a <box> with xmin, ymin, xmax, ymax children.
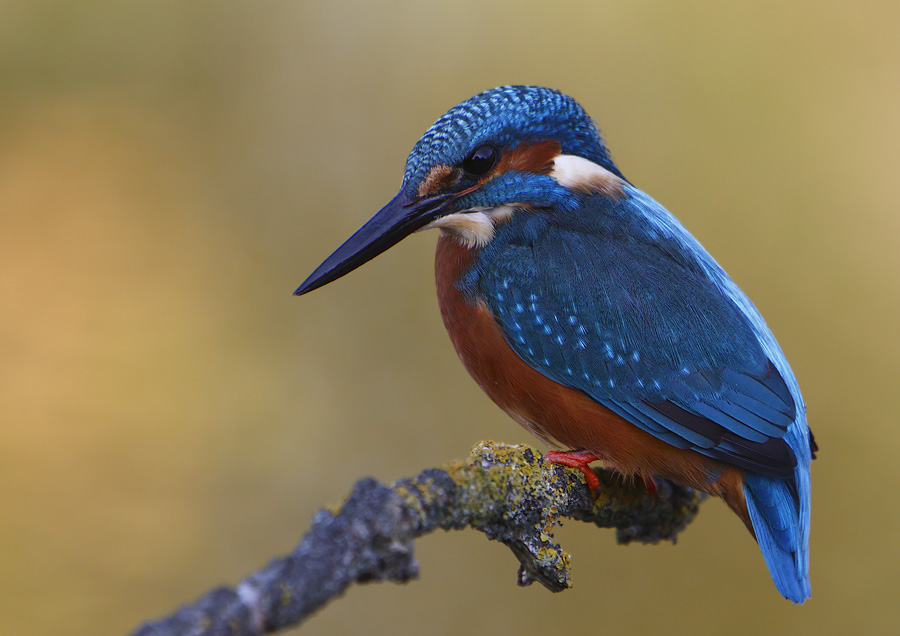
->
<box><xmin>131</xmin><ymin>441</ymin><xmax>705</xmax><ymax>635</ymax></box>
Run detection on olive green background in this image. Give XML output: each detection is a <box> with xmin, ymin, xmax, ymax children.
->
<box><xmin>2</xmin><ymin>2</ymin><xmax>897</xmax><ymax>634</ymax></box>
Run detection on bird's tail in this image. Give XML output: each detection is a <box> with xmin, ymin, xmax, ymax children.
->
<box><xmin>743</xmin><ymin>470</ymin><xmax>811</xmax><ymax>603</ymax></box>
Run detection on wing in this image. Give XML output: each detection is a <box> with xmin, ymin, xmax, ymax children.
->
<box><xmin>478</xmin><ymin>217</ymin><xmax>798</xmax><ymax>478</ymax></box>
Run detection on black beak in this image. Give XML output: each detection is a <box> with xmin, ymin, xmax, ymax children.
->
<box><xmin>294</xmin><ymin>189</ymin><xmax>459</xmax><ymax>296</ymax></box>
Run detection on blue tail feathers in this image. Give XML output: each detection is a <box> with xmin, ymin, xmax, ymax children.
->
<box><xmin>744</xmin><ymin>469</ymin><xmax>811</xmax><ymax>603</ymax></box>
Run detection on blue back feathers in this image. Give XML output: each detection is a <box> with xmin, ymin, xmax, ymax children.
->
<box><xmin>467</xmin><ymin>186</ymin><xmax>812</xmax><ymax>601</ymax></box>
<box><xmin>464</xmin><ymin>188</ymin><xmax>799</xmax><ymax>476</ymax></box>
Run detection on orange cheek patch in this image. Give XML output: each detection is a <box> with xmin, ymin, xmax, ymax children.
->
<box><xmin>419</xmin><ymin>140</ymin><xmax>561</xmax><ymax>197</ymax></box>
<box><xmin>493</xmin><ymin>139</ymin><xmax>561</xmax><ymax>177</ymax></box>
<box><xmin>418</xmin><ymin>163</ymin><xmax>457</xmax><ymax>197</ymax></box>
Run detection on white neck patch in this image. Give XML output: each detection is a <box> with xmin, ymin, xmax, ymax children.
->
<box><xmin>421</xmin><ymin>204</ymin><xmax>518</xmax><ymax>248</ymax></box>
<box><xmin>550</xmin><ymin>154</ymin><xmax>625</xmax><ymax>197</ymax></box>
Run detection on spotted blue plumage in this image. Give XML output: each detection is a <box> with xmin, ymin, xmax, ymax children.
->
<box><xmin>459</xmin><ymin>182</ymin><xmax>811</xmax><ymax>601</ymax></box>
<box><xmin>464</xmin><ymin>188</ymin><xmax>797</xmax><ymax>471</ymax></box>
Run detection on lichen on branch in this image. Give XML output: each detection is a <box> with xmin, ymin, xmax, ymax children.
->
<box><xmin>132</xmin><ymin>441</ymin><xmax>705</xmax><ymax>636</ymax></box>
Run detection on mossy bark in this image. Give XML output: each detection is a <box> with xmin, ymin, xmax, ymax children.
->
<box><xmin>132</xmin><ymin>441</ymin><xmax>704</xmax><ymax>636</ymax></box>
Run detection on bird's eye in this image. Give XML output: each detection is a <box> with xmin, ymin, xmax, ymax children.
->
<box><xmin>461</xmin><ymin>145</ymin><xmax>498</xmax><ymax>176</ymax></box>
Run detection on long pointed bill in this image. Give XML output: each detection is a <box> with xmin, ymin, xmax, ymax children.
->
<box><xmin>294</xmin><ymin>189</ymin><xmax>460</xmax><ymax>296</ymax></box>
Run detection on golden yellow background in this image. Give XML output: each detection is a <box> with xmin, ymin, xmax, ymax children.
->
<box><xmin>2</xmin><ymin>2</ymin><xmax>897</xmax><ymax>634</ymax></box>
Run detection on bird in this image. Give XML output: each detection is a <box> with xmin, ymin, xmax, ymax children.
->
<box><xmin>295</xmin><ymin>86</ymin><xmax>815</xmax><ymax>603</ymax></box>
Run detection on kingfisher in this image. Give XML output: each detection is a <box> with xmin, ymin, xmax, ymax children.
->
<box><xmin>295</xmin><ymin>86</ymin><xmax>815</xmax><ymax>603</ymax></box>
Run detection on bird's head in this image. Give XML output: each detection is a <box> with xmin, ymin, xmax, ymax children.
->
<box><xmin>296</xmin><ymin>85</ymin><xmax>626</xmax><ymax>295</ymax></box>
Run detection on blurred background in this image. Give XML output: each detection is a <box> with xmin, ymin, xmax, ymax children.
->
<box><xmin>1</xmin><ymin>1</ymin><xmax>898</xmax><ymax>634</ymax></box>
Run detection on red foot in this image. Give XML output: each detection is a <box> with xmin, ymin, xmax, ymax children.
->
<box><xmin>545</xmin><ymin>449</ymin><xmax>605</xmax><ymax>490</ymax></box>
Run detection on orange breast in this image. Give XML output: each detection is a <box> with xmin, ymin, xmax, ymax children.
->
<box><xmin>434</xmin><ymin>233</ymin><xmax>751</xmax><ymax>528</ymax></box>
